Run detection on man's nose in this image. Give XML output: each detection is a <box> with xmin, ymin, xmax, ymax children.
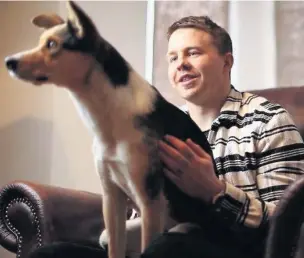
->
<box><xmin>176</xmin><ymin>58</ymin><xmax>191</xmax><ymax>71</ymax></box>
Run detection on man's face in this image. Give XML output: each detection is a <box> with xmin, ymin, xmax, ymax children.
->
<box><xmin>167</xmin><ymin>28</ymin><xmax>231</xmax><ymax>104</ymax></box>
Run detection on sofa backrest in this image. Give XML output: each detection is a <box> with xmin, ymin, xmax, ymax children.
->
<box><xmin>250</xmin><ymin>86</ymin><xmax>304</xmax><ymax>139</ymax></box>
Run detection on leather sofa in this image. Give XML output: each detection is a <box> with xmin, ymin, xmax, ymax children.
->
<box><xmin>0</xmin><ymin>86</ymin><xmax>304</xmax><ymax>258</ymax></box>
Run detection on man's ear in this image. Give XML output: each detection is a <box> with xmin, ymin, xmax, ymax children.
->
<box><xmin>224</xmin><ymin>52</ymin><xmax>234</xmax><ymax>71</ymax></box>
<box><xmin>66</xmin><ymin>0</ymin><xmax>97</xmax><ymax>40</ymax></box>
<box><xmin>32</xmin><ymin>14</ymin><xmax>64</xmax><ymax>29</ymax></box>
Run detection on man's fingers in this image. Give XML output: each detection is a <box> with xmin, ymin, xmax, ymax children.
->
<box><xmin>164</xmin><ymin>135</ymin><xmax>196</xmax><ymax>161</ymax></box>
<box><xmin>186</xmin><ymin>138</ymin><xmax>209</xmax><ymax>158</ymax></box>
<box><xmin>159</xmin><ymin>140</ymin><xmax>189</xmax><ymax>168</ymax></box>
<box><xmin>159</xmin><ymin>138</ymin><xmax>181</xmax><ymax>157</ymax></box>
<box><xmin>163</xmin><ymin>168</ymin><xmax>181</xmax><ymax>183</ymax></box>
<box><xmin>164</xmin><ymin>135</ymin><xmax>185</xmax><ymax>149</ymax></box>
<box><xmin>159</xmin><ymin>147</ymin><xmax>181</xmax><ymax>174</ymax></box>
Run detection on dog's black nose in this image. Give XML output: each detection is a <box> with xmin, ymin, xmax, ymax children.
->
<box><xmin>5</xmin><ymin>58</ymin><xmax>18</xmax><ymax>72</ymax></box>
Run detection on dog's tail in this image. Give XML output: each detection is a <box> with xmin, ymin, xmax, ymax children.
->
<box><xmin>265</xmin><ymin>176</ymin><xmax>304</xmax><ymax>258</ymax></box>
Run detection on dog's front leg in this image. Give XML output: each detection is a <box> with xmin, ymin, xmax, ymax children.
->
<box><xmin>102</xmin><ymin>186</ymin><xmax>127</xmax><ymax>258</ymax></box>
<box><xmin>128</xmin><ymin>149</ymin><xmax>167</xmax><ymax>252</ymax></box>
<box><xmin>140</xmin><ymin>193</ymin><xmax>167</xmax><ymax>252</ymax></box>
<box><xmin>96</xmin><ymin>160</ymin><xmax>127</xmax><ymax>258</ymax></box>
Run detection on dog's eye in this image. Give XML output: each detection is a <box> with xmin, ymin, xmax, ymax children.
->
<box><xmin>46</xmin><ymin>39</ymin><xmax>58</xmax><ymax>49</ymax></box>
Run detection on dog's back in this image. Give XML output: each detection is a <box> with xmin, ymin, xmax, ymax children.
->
<box><xmin>135</xmin><ymin>86</ymin><xmax>216</xmax><ymax>214</ymax></box>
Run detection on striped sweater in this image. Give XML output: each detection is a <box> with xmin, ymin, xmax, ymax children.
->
<box><xmin>192</xmin><ymin>86</ymin><xmax>304</xmax><ymax>237</ymax></box>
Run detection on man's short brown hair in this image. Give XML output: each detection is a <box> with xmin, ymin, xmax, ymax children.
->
<box><xmin>167</xmin><ymin>16</ymin><xmax>233</xmax><ymax>55</ymax></box>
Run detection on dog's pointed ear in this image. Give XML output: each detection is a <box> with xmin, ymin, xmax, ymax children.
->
<box><xmin>66</xmin><ymin>0</ymin><xmax>96</xmax><ymax>40</ymax></box>
<box><xmin>32</xmin><ymin>14</ymin><xmax>64</xmax><ymax>29</ymax></box>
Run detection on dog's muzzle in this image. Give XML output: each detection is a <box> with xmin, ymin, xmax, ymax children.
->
<box><xmin>35</xmin><ymin>76</ymin><xmax>48</xmax><ymax>82</ymax></box>
<box><xmin>4</xmin><ymin>56</ymin><xmax>49</xmax><ymax>83</ymax></box>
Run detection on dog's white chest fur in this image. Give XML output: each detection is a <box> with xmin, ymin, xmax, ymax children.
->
<box><xmin>93</xmin><ymin>139</ymin><xmax>139</xmax><ymax>199</ymax></box>
<box><xmin>106</xmin><ymin>151</ymin><xmax>136</xmax><ymax>199</ymax></box>
<box><xmin>69</xmin><ymin>68</ymin><xmax>157</xmax><ymax>202</ymax></box>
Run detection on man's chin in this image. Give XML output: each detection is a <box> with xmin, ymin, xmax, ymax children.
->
<box><xmin>179</xmin><ymin>86</ymin><xmax>198</xmax><ymax>98</ymax></box>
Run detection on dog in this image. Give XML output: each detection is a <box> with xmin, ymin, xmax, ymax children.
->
<box><xmin>5</xmin><ymin>1</ymin><xmax>219</xmax><ymax>258</ymax></box>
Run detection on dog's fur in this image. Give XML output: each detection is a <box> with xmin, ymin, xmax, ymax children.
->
<box><xmin>7</xmin><ymin>1</ymin><xmax>297</xmax><ymax>258</ymax></box>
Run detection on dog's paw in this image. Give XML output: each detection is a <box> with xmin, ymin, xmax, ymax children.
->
<box><xmin>99</xmin><ymin>229</ymin><xmax>109</xmax><ymax>250</ymax></box>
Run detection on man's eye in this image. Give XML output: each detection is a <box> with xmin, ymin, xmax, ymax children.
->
<box><xmin>169</xmin><ymin>56</ymin><xmax>177</xmax><ymax>63</ymax></box>
<box><xmin>189</xmin><ymin>51</ymin><xmax>199</xmax><ymax>56</ymax></box>
<box><xmin>46</xmin><ymin>39</ymin><xmax>58</xmax><ymax>49</ymax></box>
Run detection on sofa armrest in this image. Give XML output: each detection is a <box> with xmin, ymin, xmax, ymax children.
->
<box><xmin>0</xmin><ymin>180</ymin><xmax>106</xmax><ymax>258</ymax></box>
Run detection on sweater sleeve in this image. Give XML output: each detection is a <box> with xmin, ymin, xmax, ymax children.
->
<box><xmin>211</xmin><ymin>110</ymin><xmax>304</xmax><ymax>236</ymax></box>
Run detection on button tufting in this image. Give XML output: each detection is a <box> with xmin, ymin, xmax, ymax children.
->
<box><xmin>4</xmin><ymin>197</ymin><xmax>42</xmax><ymax>257</ymax></box>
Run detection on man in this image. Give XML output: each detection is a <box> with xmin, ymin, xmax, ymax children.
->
<box><xmin>142</xmin><ymin>15</ymin><xmax>304</xmax><ymax>258</ymax></box>
<box><xmin>30</xmin><ymin>15</ymin><xmax>304</xmax><ymax>258</ymax></box>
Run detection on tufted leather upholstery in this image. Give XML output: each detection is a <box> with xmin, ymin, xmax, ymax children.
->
<box><xmin>251</xmin><ymin>86</ymin><xmax>304</xmax><ymax>138</ymax></box>
<box><xmin>0</xmin><ymin>181</ymin><xmax>105</xmax><ymax>258</ymax></box>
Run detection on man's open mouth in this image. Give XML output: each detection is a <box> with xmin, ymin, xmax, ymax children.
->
<box><xmin>179</xmin><ymin>74</ymin><xmax>198</xmax><ymax>83</ymax></box>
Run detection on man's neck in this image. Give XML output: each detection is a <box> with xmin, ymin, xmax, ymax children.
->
<box><xmin>187</xmin><ymin>104</ymin><xmax>219</xmax><ymax>132</ymax></box>
<box><xmin>186</xmin><ymin>84</ymin><xmax>231</xmax><ymax>132</ymax></box>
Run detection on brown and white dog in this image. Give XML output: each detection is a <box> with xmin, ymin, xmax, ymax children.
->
<box><xmin>4</xmin><ymin>1</ymin><xmax>219</xmax><ymax>258</ymax></box>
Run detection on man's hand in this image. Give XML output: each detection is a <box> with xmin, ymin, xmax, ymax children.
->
<box><xmin>158</xmin><ymin>135</ymin><xmax>225</xmax><ymax>203</ymax></box>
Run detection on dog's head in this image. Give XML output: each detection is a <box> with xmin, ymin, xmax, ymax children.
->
<box><xmin>5</xmin><ymin>1</ymin><xmax>103</xmax><ymax>89</ymax></box>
